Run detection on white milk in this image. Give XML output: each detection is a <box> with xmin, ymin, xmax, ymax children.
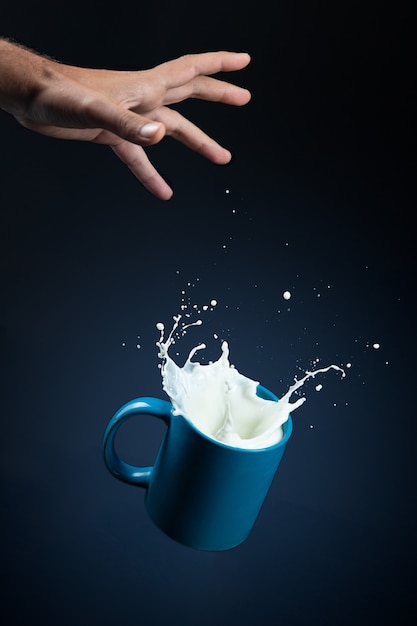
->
<box><xmin>156</xmin><ymin>316</ymin><xmax>345</xmax><ymax>450</ymax></box>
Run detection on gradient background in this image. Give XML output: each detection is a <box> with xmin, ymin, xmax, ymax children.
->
<box><xmin>1</xmin><ymin>2</ymin><xmax>415</xmax><ymax>624</ymax></box>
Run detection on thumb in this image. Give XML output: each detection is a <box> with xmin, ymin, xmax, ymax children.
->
<box><xmin>87</xmin><ymin>97</ymin><xmax>166</xmax><ymax>145</ymax></box>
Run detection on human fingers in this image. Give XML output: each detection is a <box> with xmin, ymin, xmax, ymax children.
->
<box><xmin>156</xmin><ymin>74</ymin><xmax>251</xmax><ymax>108</ymax></box>
<box><xmin>154</xmin><ymin>106</ymin><xmax>232</xmax><ymax>164</ymax></box>
<box><xmin>156</xmin><ymin>51</ymin><xmax>251</xmax><ymax>90</ymax></box>
<box><xmin>110</xmin><ymin>139</ymin><xmax>173</xmax><ymax>200</ymax></box>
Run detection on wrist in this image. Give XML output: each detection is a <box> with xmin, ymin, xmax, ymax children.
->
<box><xmin>0</xmin><ymin>39</ymin><xmax>60</xmax><ymax>116</ymax></box>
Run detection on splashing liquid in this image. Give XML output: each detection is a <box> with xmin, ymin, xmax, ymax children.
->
<box><xmin>156</xmin><ymin>316</ymin><xmax>345</xmax><ymax>450</ymax></box>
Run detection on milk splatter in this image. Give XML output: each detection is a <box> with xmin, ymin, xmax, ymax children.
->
<box><xmin>156</xmin><ymin>316</ymin><xmax>345</xmax><ymax>450</ymax></box>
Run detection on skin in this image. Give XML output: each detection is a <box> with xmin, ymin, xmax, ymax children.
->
<box><xmin>0</xmin><ymin>39</ymin><xmax>251</xmax><ymax>199</ymax></box>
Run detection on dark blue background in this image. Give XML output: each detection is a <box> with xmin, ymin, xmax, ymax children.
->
<box><xmin>1</xmin><ymin>2</ymin><xmax>415</xmax><ymax>624</ymax></box>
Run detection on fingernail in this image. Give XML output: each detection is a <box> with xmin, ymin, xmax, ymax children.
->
<box><xmin>140</xmin><ymin>122</ymin><xmax>161</xmax><ymax>138</ymax></box>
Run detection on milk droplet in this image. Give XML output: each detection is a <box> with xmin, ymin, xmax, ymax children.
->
<box><xmin>315</xmin><ymin>384</ymin><xmax>323</xmax><ymax>391</ymax></box>
<box><xmin>156</xmin><ymin>323</ymin><xmax>164</xmax><ymax>331</ymax></box>
<box><xmin>346</xmin><ymin>362</ymin><xmax>352</xmax><ymax>368</ymax></box>
<box><xmin>283</xmin><ymin>291</ymin><xmax>291</xmax><ymax>300</ymax></box>
<box><xmin>373</xmin><ymin>343</ymin><xmax>380</xmax><ymax>349</ymax></box>
<box><xmin>210</xmin><ymin>300</ymin><xmax>217</xmax><ymax>307</ymax></box>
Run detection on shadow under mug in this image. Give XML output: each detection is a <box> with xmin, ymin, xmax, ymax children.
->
<box><xmin>103</xmin><ymin>385</ymin><xmax>293</xmax><ymax>551</ymax></box>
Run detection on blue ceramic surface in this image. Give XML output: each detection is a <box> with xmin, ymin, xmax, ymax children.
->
<box><xmin>103</xmin><ymin>386</ymin><xmax>293</xmax><ymax>550</ymax></box>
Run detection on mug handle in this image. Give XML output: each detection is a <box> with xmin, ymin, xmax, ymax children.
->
<box><xmin>102</xmin><ymin>397</ymin><xmax>173</xmax><ymax>488</ymax></box>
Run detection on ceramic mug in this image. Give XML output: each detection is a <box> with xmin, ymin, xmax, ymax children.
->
<box><xmin>103</xmin><ymin>385</ymin><xmax>293</xmax><ymax>551</ymax></box>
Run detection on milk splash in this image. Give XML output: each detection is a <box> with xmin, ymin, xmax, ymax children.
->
<box><xmin>156</xmin><ymin>315</ymin><xmax>345</xmax><ymax>450</ymax></box>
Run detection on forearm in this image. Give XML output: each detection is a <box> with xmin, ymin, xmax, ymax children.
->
<box><xmin>0</xmin><ymin>38</ymin><xmax>59</xmax><ymax>116</ymax></box>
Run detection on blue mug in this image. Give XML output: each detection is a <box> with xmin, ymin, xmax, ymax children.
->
<box><xmin>103</xmin><ymin>385</ymin><xmax>293</xmax><ymax>551</ymax></box>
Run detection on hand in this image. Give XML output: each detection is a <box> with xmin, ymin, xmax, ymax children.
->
<box><xmin>0</xmin><ymin>42</ymin><xmax>251</xmax><ymax>199</ymax></box>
